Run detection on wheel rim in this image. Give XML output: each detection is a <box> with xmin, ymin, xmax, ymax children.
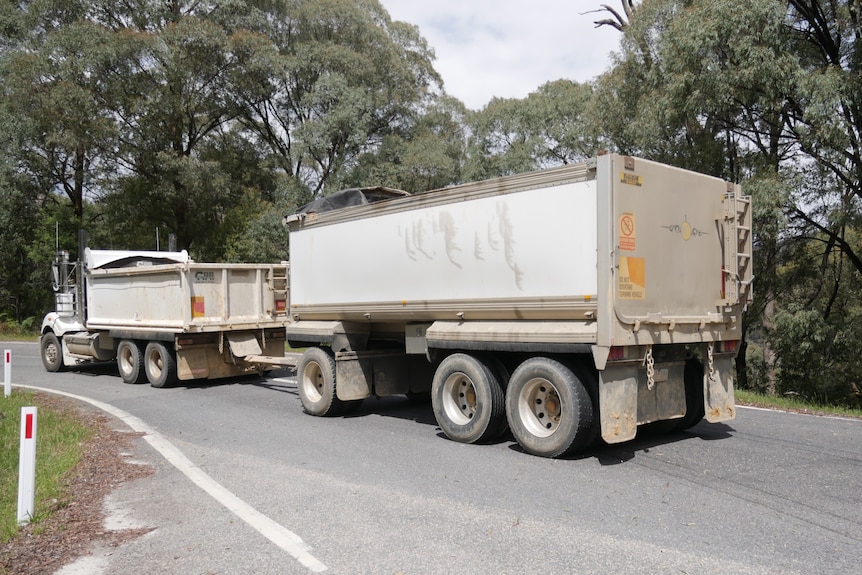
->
<box><xmin>301</xmin><ymin>361</ymin><xmax>324</xmax><ymax>403</ymax></box>
<box><xmin>517</xmin><ymin>377</ymin><xmax>562</xmax><ymax>438</ymax></box>
<box><xmin>44</xmin><ymin>342</ymin><xmax>59</xmax><ymax>365</ymax></box>
<box><xmin>148</xmin><ymin>349</ymin><xmax>164</xmax><ymax>380</ymax></box>
<box><xmin>119</xmin><ymin>346</ymin><xmax>133</xmax><ymax>375</ymax></box>
<box><xmin>441</xmin><ymin>372</ymin><xmax>477</xmax><ymax>425</ymax></box>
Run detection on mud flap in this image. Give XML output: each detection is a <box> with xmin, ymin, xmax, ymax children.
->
<box><xmin>637</xmin><ymin>363</ymin><xmax>686</xmax><ymax>425</ymax></box>
<box><xmin>226</xmin><ymin>332</ymin><xmax>262</xmax><ymax>358</ymax></box>
<box><xmin>704</xmin><ymin>354</ymin><xmax>736</xmax><ymax>422</ymax></box>
<box><xmin>599</xmin><ymin>365</ymin><xmax>638</xmax><ymax>444</ymax></box>
<box><xmin>335</xmin><ymin>352</ymin><xmax>373</xmax><ymax>401</ymax></box>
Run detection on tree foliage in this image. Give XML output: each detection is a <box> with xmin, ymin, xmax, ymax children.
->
<box><xmin>466</xmin><ymin>80</ymin><xmax>599</xmax><ymax>180</ymax></box>
<box><xmin>0</xmin><ymin>0</ymin><xmax>458</xmax><ymax>322</ymax></box>
<box><xmin>591</xmin><ymin>0</ymin><xmax>862</xmax><ymax>405</ymax></box>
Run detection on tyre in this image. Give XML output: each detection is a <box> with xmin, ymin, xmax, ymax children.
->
<box><xmin>506</xmin><ymin>357</ymin><xmax>595</xmax><ymax>458</ymax></box>
<box><xmin>117</xmin><ymin>340</ymin><xmax>146</xmax><ymax>384</ymax></box>
<box><xmin>296</xmin><ymin>347</ymin><xmax>341</xmax><ymax>416</ymax></box>
<box><xmin>565</xmin><ymin>359</ymin><xmax>601</xmax><ymax>448</ymax></box>
<box><xmin>144</xmin><ymin>341</ymin><xmax>177</xmax><ymax>388</ymax></box>
<box><xmin>40</xmin><ymin>332</ymin><xmax>65</xmax><ymax>373</ymax></box>
<box><xmin>431</xmin><ymin>353</ymin><xmax>506</xmax><ymax>444</ymax></box>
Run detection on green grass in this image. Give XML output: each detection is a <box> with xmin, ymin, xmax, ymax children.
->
<box><xmin>0</xmin><ymin>391</ymin><xmax>91</xmax><ymax>543</ymax></box>
<box><xmin>0</xmin><ymin>318</ymin><xmax>40</xmax><ymax>342</ymax></box>
<box><xmin>736</xmin><ymin>389</ymin><xmax>862</xmax><ymax>419</ymax></box>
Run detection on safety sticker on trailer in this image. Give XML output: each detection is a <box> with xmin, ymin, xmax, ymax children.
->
<box><xmin>620</xmin><ymin>172</ymin><xmax>642</xmax><ymax>186</ymax></box>
<box><xmin>191</xmin><ymin>296</ymin><xmax>205</xmax><ymax>318</ymax></box>
<box><xmin>618</xmin><ymin>256</ymin><xmax>645</xmax><ymax>300</ymax></box>
<box><xmin>619</xmin><ymin>212</ymin><xmax>637</xmax><ymax>252</ymax></box>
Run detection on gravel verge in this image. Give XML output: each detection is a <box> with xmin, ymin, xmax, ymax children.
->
<box><xmin>0</xmin><ymin>393</ymin><xmax>154</xmax><ymax>575</ymax></box>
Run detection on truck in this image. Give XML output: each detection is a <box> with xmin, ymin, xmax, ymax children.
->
<box><xmin>40</xmin><ymin>237</ymin><xmax>291</xmax><ymax>387</ymax></box>
<box><xmin>284</xmin><ymin>153</ymin><xmax>752</xmax><ymax>457</ymax></box>
<box><xmin>40</xmin><ymin>153</ymin><xmax>751</xmax><ymax>458</ymax></box>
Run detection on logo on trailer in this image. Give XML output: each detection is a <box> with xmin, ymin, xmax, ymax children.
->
<box><xmin>194</xmin><ymin>271</ymin><xmax>215</xmax><ymax>282</ymax></box>
<box><xmin>662</xmin><ymin>217</ymin><xmax>707</xmax><ymax>241</ymax></box>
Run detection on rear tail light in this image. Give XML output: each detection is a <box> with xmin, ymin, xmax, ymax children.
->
<box><xmin>718</xmin><ymin>340</ymin><xmax>739</xmax><ymax>353</ymax></box>
<box><xmin>608</xmin><ymin>346</ymin><xmax>625</xmax><ymax>361</ymax></box>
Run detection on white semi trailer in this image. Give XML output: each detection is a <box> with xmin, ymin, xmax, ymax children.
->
<box><xmin>40</xmin><ymin>239</ymin><xmax>290</xmax><ymax>387</ymax></box>
<box><xmin>285</xmin><ymin>154</ymin><xmax>752</xmax><ymax>457</ymax></box>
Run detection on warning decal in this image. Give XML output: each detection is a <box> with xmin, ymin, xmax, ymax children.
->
<box><xmin>619</xmin><ymin>256</ymin><xmax>646</xmax><ymax>300</ymax></box>
<box><xmin>620</xmin><ymin>172</ymin><xmax>643</xmax><ymax>187</ymax></box>
<box><xmin>619</xmin><ymin>212</ymin><xmax>637</xmax><ymax>252</ymax></box>
<box><xmin>191</xmin><ymin>296</ymin><xmax>205</xmax><ymax>318</ymax></box>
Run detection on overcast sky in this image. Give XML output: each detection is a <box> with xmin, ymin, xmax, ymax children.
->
<box><xmin>378</xmin><ymin>1</ymin><xmax>623</xmax><ymax>110</ymax></box>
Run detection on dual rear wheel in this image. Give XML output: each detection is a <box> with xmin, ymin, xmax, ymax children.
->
<box><xmin>117</xmin><ymin>339</ymin><xmax>176</xmax><ymax>388</ymax></box>
<box><xmin>431</xmin><ymin>353</ymin><xmax>507</xmax><ymax>444</ymax></box>
<box><xmin>505</xmin><ymin>357</ymin><xmax>597</xmax><ymax>457</ymax></box>
<box><xmin>431</xmin><ymin>354</ymin><xmax>597</xmax><ymax>457</ymax></box>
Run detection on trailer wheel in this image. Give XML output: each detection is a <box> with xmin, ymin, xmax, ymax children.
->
<box><xmin>40</xmin><ymin>333</ymin><xmax>65</xmax><ymax>373</ymax></box>
<box><xmin>117</xmin><ymin>340</ymin><xmax>146</xmax><ymax>384</ymax></box>
<box><xmin>297</xmin><ymin>347</ymin><xmax>341</xmax><ymax>416</ymax></box>
<box><xmin>506</xmin><ymin>357</ymin><xmax>594</xmax><ymax>458</ymax></box>
<box><xmin>144</xmin><ymin>341</ymin><xmax>177</xmax><ymax>388</ymax></box>
<box><xmin>431</xmin><ymin>354</ymin><xmax>506</xmax><ymax>444</ymax></box>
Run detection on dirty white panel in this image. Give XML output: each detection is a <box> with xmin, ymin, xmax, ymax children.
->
<box><xmin>85</xmin><ymin>262</ymin><xmax>286</xmax><ymax>331</ymax></box>
<box><xmin>86</xmin><ymin>270</ymin><xmax>187</xmax><ymax>329</ymax></box>
<box><xmin>290</xmin><ymin>181</ymin><xmax>598</xmax><ymax>307</ymax></box>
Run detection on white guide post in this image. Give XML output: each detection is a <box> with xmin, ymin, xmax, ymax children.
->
<box><xmin>3</xmin><ymin>349</ymin><xmax>10</xmax><ymax>397</ymax></box>
<box><xmin>17</xmin><ymin>406</ymin><xmax>38</xmax><ymax>525</ymax></box>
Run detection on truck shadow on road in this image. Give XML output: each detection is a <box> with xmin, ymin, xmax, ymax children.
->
<box><xmin>586</xmin><ymin>421</ymin><xmax>736</xmax><ymax>465</ymax></box>
<box><xmin>303</xmin><ymin>390</ymin><xmax>737</xmax><ymax>462</ymax></box>
<box><xmin>57</xmin><ymin>366</ymin><xmax>736</xmax><ymax>464</ymax></box>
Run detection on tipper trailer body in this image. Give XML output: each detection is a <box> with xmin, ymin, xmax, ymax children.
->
<box><xmin>40</xmin><ymin>245</ymin><xmax>290</xmax><ymax>387</ymax></box>
<box><xmin>285</xmin><ymin>154</ymin><xmax>752</xmax><ymax>456</ymax></box>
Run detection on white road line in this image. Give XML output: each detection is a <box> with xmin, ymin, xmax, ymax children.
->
<box><xmin>15</xmin><ymin>384</ymin><xmax>328</xmax><ymax>573</ymax></box>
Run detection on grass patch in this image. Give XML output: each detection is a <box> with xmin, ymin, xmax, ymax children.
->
<box><xmin>736</xmin><ymin>389</ymin><xmax>862</xmax><ymax>419</ymax></box>
<box><xmin>0</xmin><ymin>391</ymin><xmax>91</xmax><ymax>543</ymax></box>
<box><xmin>0</xmin><ymin>318</ymin><xmax>40</xmax><ymax>342</ymax></box>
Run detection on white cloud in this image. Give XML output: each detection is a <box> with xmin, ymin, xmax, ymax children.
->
<box><xmin>379</xmin><ymin>1</ymin><xmax>622</xmax><ymax>110</ymax></box>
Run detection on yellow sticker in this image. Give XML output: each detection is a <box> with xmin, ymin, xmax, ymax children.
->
<box><xmin>620</xmin><ymin>172</ymin><xmax>642</xmax><ymax>186</ymax></box>
<box><xmin>191</xmin><ymin>296</ymin><xmax>205</xmax><ymax>318</ymax></box>
<box><xmin>619</xmin><ymin>256</ymin><xmax>646</xmax><ymax>300</ymax></box>
<box><xmin>619</xmin><ymin>212</ymin><xmax>636</xmax><ymax>252</ymax></box>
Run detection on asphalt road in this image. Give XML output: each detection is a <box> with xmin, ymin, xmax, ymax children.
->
<box><xmin>4</xmin><ymin>340</ymin><xmax>862</xmax><ymax>575</ymax></box>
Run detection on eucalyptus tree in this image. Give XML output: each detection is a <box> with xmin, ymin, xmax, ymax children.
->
<box><xmin>592</xmin><ymin>0</ymin><xmax>862</xmax><ymax>403</ymax></box>
<box><xmin>466</xmin><ymin>79</ymin><xmax>599</xmax><ymax>180</ymax></box>
<box><xmin>233</xmin><ymin>0</ymin><xmax>443</xmax><ymax>200</ymax></box>
<box><xmin>343</xmin><ymin>94</ymin><xmax>468</xmax><ymax>193</ymax></box>
<box><xmin>0</xmin><ymin>104</ymin><xmax>43</xmax><ymax>322</ymax></box>
<box><xmin>1</xmin><ymin>5</ymin><xmax>117</xmax><ymax>220</ymax></box>
<box><xmin>89</xmin><ymin>1</ymin><xmax>277</xmax><ymax>253</ymax></box>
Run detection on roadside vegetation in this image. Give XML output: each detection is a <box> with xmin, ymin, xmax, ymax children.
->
<box><xmin>736</xmin><ymin>390</ymin><xmax>862</xmax><ymax>420</ymax></box>
<box><xmin>0</xmin><ymin>391</ymin><xmax>90</xmax><ymax>544</ymax></box>
<box><xmin>0</xmin><ymin>318</ymin><xmax>39</xmax><ymax>342</ymax></box>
